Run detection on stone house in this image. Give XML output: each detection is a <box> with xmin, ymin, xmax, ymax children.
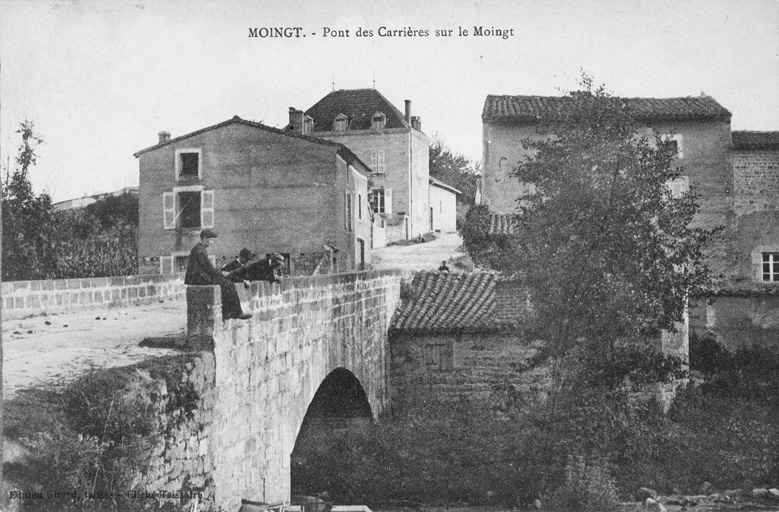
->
<box><xmin>134</xmin><ymin>116</ymin><xmax>372</xmax><ymax>276</ymax></box>
<box><xmin>389</xmin><ymin>271</ymin><xmax>548</xmax><ymax>408</ymax></box>
<box><xmin>479</xmin><ymin>93</ymin><xmax>779</xmax><ymax>350</ymax></box>
<box><xmin>288</xmin><ymin>88</ymin><xmax>457</xmax><ymax>243</ymax></box>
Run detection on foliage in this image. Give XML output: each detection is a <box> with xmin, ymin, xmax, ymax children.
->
<box><xmin>1</xmin><ymin>121</ymin><xmax>139</xmax><ymax>281</ymax></box>
<box><xmin>2</xmin><ymin>120</ymin><xmax>59</xmax><ymax>280</ymax></box>
<box><xmin>543</xmin><ymin>456</ymin><xmax>621</xmax><ymax>512</ymax></box>
<box><xmin>461</xmin><ymin>78</ymin><xmax>715</xmax><ymax>365</ymax></box>
<box><xmin>429</xmin><ymin>137</ymin><xmax>480</xmax><ymax>205</ymax></box>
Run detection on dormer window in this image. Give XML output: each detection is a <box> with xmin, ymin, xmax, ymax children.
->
<box><xmin>303</xmin><ymin>115</ymin><xmax>314</xmax><ymax>135</ymax></box>
<box><xmin>371</xmin><ymin>112</ymin><xmax>387</xmax><ymax>131</ymax></box>
<box><xmin>333</xmin><ymin>113</ymin><xmax>349</xmax><ymax>132</ymax></box>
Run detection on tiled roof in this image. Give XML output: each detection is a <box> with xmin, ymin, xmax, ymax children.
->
<box><xmin>488</xmin><ymin>214</ymin><xmax>519</xmax><ymax>235</ymax></box>
<box><xmin>305</xmin><ymin>89</ymin><xmax>410</xmax><ymax>132</ymax></box>
<box><xmin>391</xmin><ymin>272</ymin><xmax>506</xmax><ymax>333</ymax></box>
<box><xmin>732</xmin><ymin>131</ymin><xmax>779</xmax><ymax>150</ymax></box>
<box><xmin>482</xmin><ymin>94</ymin><xmax>732</xmax><ymax>123</ymax></box>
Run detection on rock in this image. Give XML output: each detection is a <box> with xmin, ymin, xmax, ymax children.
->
<box><xmin>769</xmin><ymin>488</ymin><xmax>779</xmax><ymax>501</ymax></box>
<box><xmin>672</xmin><ymin>488</ymin><xmax>683</xmax><ymax>495</ymax></box>
<box><xmin>638</xmin><ymin>487</ymin><xmax>658</xmax><ymax>501</ymax></box>
<box><xmin>752</xmin><ymin>488</ymin><xmax>770</xmax><ymax>499</ymax></box>
<box><xmin>699</xmin><ymin>481</ymin><xmax>712</xmax><ymax>495</ymax></box>
<box><xmin>533</xmin><ymin>499</ymin><xmax>542</xmax><ymax>510</ymax></box>
<box><xmin>645</xmin><ymin>498</ymin><xmax>667</xmax><ymax>512</ymax></box>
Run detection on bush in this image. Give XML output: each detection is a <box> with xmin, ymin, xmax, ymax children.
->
<box><xmin>543</xmin><ymin>456</ymin><xmax>621</xmax><ymax>512</ymax></box>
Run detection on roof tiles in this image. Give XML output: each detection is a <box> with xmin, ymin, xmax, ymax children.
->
<box><xmin>732</xmin><ymin>131</ymin><xmax>779</xmax><ymax>150</ymax></box>
<box><xmin>391</xmin><ymin>271</ymin><xmax>510</xmax><ymax>333</ymax></box>
<box><xmin>482</xmin><ymin>95</ymin><xmax>732</xmax><ymax>123</ymax></box>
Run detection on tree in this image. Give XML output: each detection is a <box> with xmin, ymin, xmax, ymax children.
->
<box><xmin>2</xmin><ymin>120</ymin><xmax>58</xmax><ymax>280</ymax></box>
<box><xmin>429</xmin><ymin>137</ymin><xmax>481</xmax><ymax>206</ymax></box>
<box><xmin>463</xmin><ymin>80</ymin><xmax>715</xmax><ymax>372</ymax></box>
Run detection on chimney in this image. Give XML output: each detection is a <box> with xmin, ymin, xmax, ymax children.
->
<box><xmin>411</xmin><ymin>116</ymin><xmax>421</xmax><ymax>132</ymax></box>
<box><xmin>493</xmin><ymin>278</ymin><xmax>528</xmax><ymax>326</ymax></box>
<box><xmin>404</xmin><ymin>100</ymin><xmax>411</xmax><ymax>123</ymax></box>
<box><xmin>158</xmin><ymin>131</ymin><xmax>171</xmax><ymax>144</ymax></box>
<box><xmin>288</xmin><ymin>107</ymin><xmax>304</xmax><ymax>132</ymax></box>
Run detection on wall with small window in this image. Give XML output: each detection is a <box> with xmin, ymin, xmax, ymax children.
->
<box><xmin>390</xmin><ymin>331</ymin><xmax>549</xmax><ymax>407</ymax></box>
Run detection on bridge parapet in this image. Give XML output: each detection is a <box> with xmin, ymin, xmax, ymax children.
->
<box><xmin>184</xmin><ymin>271</ymin><xmax>402</xmax><ymax>511</ymax></box>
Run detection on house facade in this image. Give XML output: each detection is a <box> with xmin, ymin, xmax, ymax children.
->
<box><xmin>134</xmin><ymin>116</ymin><xmax>371</xmax><ymax>276</ymax></box>
<box><xmin>480</xmin><ymin>93</ymin><xmax>779</xmax><ymax>350</ymax></box>
<box><xmin>480</xmin><ymin>94</ymin><xmax>734</xmax><ymax>232</ymax></box>
<box><xmin>429</xmin><ymin>177</ymin><xmax>460</xmax><ymax>233</ymax></box>
<box><xmin>289</xmin><ymin>88</ymin><xmax>433</xmax><ymax>242</ymax></box>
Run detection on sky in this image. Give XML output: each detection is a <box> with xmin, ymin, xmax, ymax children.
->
<box><xmin>1</xmin><ymin>0</ymin><xmax>778</xmax><ymax>203</ymax></box>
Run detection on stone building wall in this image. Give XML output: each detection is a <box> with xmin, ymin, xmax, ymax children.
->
<box><xmin>390</xmin><ymin>331</ymin><xmax>550</xmax><ymax>409</ymax></box>
<box><xmin>1</xmin><ymin>273</ymin><xmax>185</xmax><ymax>320</ymax></box>
<box><xmin>733</xmin><ymin>149</ymin><xmax>779</xmax><ymax>216</ymax></box>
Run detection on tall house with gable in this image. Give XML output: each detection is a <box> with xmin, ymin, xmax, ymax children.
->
<box><xmin>288</xmin><ymin>89</ymin><xmax>432</xmax><ymax>242</ymax></box>
<box><xmin>481</xmin><ymin>94</ymin><xmax>733</xmax><ymax>232</ymax></box>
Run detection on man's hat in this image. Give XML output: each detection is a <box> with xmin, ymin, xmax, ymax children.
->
<box><xmin>239</xmin><ymin>248</ymin><xmax>256</xmax><ymax>259</ymax></box>
<box><xmin>200</xmin><ymin>229</ymin><xmax>218</xmax><ymax>239</ymax></box>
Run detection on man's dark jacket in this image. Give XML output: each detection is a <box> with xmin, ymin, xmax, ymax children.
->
<box><xmin>184</xmin><ymin>242</ymin><xmax>222</xmax><ymax>285</ymax></box>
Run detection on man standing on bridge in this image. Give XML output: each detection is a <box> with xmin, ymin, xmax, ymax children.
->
<box><xmin>184</xmin><ymin>229</ymin><xmax>252</xmax><ymax>320</ymax></box>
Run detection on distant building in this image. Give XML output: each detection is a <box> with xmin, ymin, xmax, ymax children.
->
<box><xmin>134</xmin><ymin>116</ymin><xmax>371</xmax><ymax>276</ymax></box>
<box><xmin>290</xmin><ymin>88</ymin><xmax>442</xmax><ymax>242</ymax></box>
<box><xmin>53</xmin><ymin>186</ymin><xmax>138</xmax><ymax>211</ymax></box>
<box><xmin>429</xmin><ymin>177</ymin><xmax>460</xmax><ymax>233</ymax></box>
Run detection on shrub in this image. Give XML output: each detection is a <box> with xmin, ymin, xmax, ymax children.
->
<box><xmin>543</xmin><ymin>456</ymin><xmax>621</xmax><ymax>512</ymax></box>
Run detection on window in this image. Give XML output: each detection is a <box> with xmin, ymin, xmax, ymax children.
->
<box><xmin>345</xmin><ymin>192</ymin><xmax>353</xmax><ymax>231</ymax></box>
<box><xmin>371</xmin><ymin>112</ymin><xmax>386</xmax><ymax>131</ymax></box>
<box><xmin>175</xmin><ymin>149</ymin><xmax>202</xmax><ymax>180</ymax></box>
<box><xmin>357</xmin><ymin>238</ymin><xmax>365</xmax><ymax>270</ymax></box>
<box><xmin>370</xmin><ymin>188</ymin><xmax>392</xmax><ymax>214</ymax></box>
<box><xmin>174</xmin><ymin>255</ymin><xmax>190</xmax><ymax>272</ymax></box>
<box><xmin>334</xmin><ymin>113</ymin><xmax>349</xmax><ymax>132</ymax></box>
<box><xmin>661</xmin><ymin>134</ymin><xmax>684</xmax><ymax>159</ymax></box>
<box><xmin>763</xmin><ymin>253</ymin><xmax>779</xmax><ymax>282</ymax></box>
<box><xmin>358</xmin><ymin>194</ymin><xmax>362</xmax><ymax>220</ymax></box>
<box><xmin>163</xmin><ymin>188</ymin><xmax>214</xmax><ymax>230</ymax></box>
<box><xmin>370</xmin><ymin>150</ymin><xmax>386</xmax><ymax>174</ymax></box>
<box><xmin>424</xmin><ymin>342</ymin><xmax>453</xmax><ymax>370</ymax></box>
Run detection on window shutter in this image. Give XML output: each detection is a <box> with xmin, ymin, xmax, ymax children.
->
<box><xmin>385</xmin><ymin>188</ymin><xmax>393</xmax><ymax>214</ymax></box>
<box><xmin>160</xmin><ymin>255</ymin><xmax>173</xmax><ymax>274</ymax></box>
<box><xmin>377</xmin><ymin>150</ymin><xmax>385</xmax><ymax>173</ymax></box>
<box><xmin>201</xmin><ymin>190</ymin><xmax>215</xmax><ymax>228</ymax></box>
<box><xmin>163</xmin><ymin>192</ymin><xmax>175</xmax><ymax>229</ymax></box>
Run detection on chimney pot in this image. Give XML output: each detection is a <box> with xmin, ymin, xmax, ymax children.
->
<box><xmin>158</xmin><ymin>131</ymin><xmax>171</xmax><ymax>144</ymax></box>
<box><xmin>405</xmin><ymin>100</ymin><xmax>411</xmax><ymax>123</ymax></box>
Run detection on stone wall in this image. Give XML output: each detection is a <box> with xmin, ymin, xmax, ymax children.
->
<box><xmin>1</xmin><ymin>273</ymin><xmax>185</xmax><ymax>320</ymax></box>
<box><xmin>186</xmin><ymin>271</ymin><xmax>401</xmax><ymax>512</ymax></box>
<box><xmin>390</xmin><ymin>331</ymin><xmax>550</xmax><ymax>409</ymax></box>
<box><xmin>733</xmin><ymin>149</ymin><xmax>779</xmax><ymax>216</ymax></box>
<box><xmin>691</xmin><ymin>293</ymin><xmax>779</xmax><ymax>352</ymax></box>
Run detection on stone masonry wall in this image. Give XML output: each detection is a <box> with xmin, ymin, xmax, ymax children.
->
<box><xmin>186</xmin><ymin>271</ymin><xmax>401</xmax><ymax>512</ymax></box>
<box><xmin>390</xmin><ymin>331</ymin><xmax>550</xmax><ymax>410</ymax></box>
<box><xmin>733</xmin><ymin>149</ymin><xmax>779</xmax><ymax>216</ymax></box>
<box><xmin>1</xmin><ymin>273</ymin><xmax>185</xmax><ymax>320</ymax></box>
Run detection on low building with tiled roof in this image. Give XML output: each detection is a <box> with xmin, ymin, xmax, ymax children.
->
<box><xmin>288</xmin><ymin>88</ymin><xmax>436</xmax><ymax>243</ymax></box>
<box><xmin>732</xmin><ymin>130</ymin><xmax>779</xmax><ymax>151</ymax></box>
<box><xmin>135</xmin><ymin>116</ymin><xmax>372</xmax><ymax>276</ymax></box>
<box><xmin>389</xmin><ymin>271</ymin><xmax>548</xmax><ymax>406</ymax></box>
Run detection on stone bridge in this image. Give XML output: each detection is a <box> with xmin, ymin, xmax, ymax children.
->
<box><xmin>174</xmin><ymin>271</ymin><xmax>401</xmax><ymax>511</ymax></box>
